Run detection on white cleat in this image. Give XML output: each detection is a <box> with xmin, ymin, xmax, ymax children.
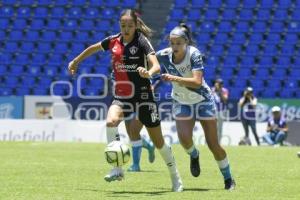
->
<box><xmin>104</xmin><ymin>167</ymin><xmax>124</xmax><ymax>182</ymax></box>
<box><xmin>171</xmin><ymin>171</ymin><xmax>183</xmax><ymax>192</ymax></box>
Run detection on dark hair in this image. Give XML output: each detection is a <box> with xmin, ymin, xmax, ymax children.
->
<box><xmin>179</xmin><ymin>23</ymin><xmax>196</xmax><ymax>46</ymax></box>
<box><xmin>120</xmin><ymin>9</ymin><xmax>153</xmax><ymax>38</ymax></box>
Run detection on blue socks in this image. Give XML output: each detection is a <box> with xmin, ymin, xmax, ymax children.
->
<box><xmin>131</xmin><ymin>140</ymin><xmax>143</xmax><ymax>167</ymax></box>
<box><xmin>217</xmin><ymin>157</ymin><xmax>232</xmax><ymax>180</ymax></box>
<box><xmin>186</xmin><ymin>145</ymin><xmax>199</xmax><ymax>158</ymax></box>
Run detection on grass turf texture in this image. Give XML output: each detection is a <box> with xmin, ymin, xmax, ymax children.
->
<box><xmin>0</xmin><ymin>142</ymin><xmax>299</xmax><ymax>200</ymax></box>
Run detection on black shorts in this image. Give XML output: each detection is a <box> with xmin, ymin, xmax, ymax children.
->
<box><xmin>112</xmin><ymin>95</ymin><xmax>160</xmax><ymax>128</ymax></box>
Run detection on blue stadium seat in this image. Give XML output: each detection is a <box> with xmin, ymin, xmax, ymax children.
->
<box><xmin>191</xmin><ymin>0</ymin><xmax>206</xmax><ymax>8</ymax></box>
<box><xmin>12</xmin><ymin>19</ymin><xmax>27</xmax><ymax>30</ymax></box>
<box><xmin>0</xmin><ymin>53</ymin><xmax>13</xmax><ymax>64</ymax></box>
<box><xmin>276</xmin><ymin>57</ymin><xmax>291</xmax><ymax>67</ymax></box>
<box><xmin>174</xmin><ymin>0</ymin><xmax>189</xmax><ymax>8</ymax></box>
<box><xmin>31</xmin><ymin>54</ymin><xmax>46</xmax><ymax>65</ymax></box>
<box><xmin>79</xmin><ymin>20</ymin><xmax>94</xmax><ymax>30</ymax></box>
<box><xmin>222</xmin><ymin>9</ymin><xmax>236</xmax><ymax>20</ymax></box>
<box><xmin>249</xmin><ymin>33</ymin><xmax>263</xmax><ymax>44</ymax></box>
<box><xmin>218</xmin><ymin>22</ymin><xmax>232</xmax><ymax>33</ymax></box>
<box><xmin>9</xmin><ymin>65</ymin><xmax>25</xmax><ymax>75</ymax></box>
<box><xmin>32</xmin><ymin>87</ymin><xmax>48</xmax><ymax>95</ymax></box>
<box><xmin>259</xmin><ymin>57</ymin><xmax>273</xmax><ymax>67</ymax></box>
<box><xmin>224</xmin><ymin>0</ymin><xmax>240</xmax><ymax>8</ymax></box>
<box><xmin>208</xmin><ymin>0</ymin><xmax>223</xmax><ymax>8</ymax></box>
<box><xmin>200</xmin><ymin>22</ymin><xmax>215</xmax><ymax>32</ymax></box>
<box><xmin>227</xmin><ymin>44</ymin><xmax>242</xmax><ymax>55</ymax></box>
<box><xmin>34</xmin><ymin>7</ymin><xmax>48</xmax><ymax>18</ymax></box>
<box><xmin>237</xmin><ymin>68</ymin><xmax>252</xmax><ymax>77</ymax></box>
<box><xmin>10</xmin><ymin>31</ymin><xmax>23</xmax><ymax>41</ymax></box>
<box><xmin>21</xmin><ymin>76</ymin><xmax>36</xmax><ymax>86</ymax></box>
<box><xmin>210</xmin><ymin>45</ymin><xmax>224</xmax><ymax>55</ymax></box>
<box><xmin>260</xmin><ymin>0</ymin><xmax>274</xmax><ymax>8</ymax></box>
<box><xmin>239</xmin><ymin>9</ymin><xmax>253</xmax><ymax>21</ymax></box>
<box><xmin>252</xmin><ymin>22</ymin><xmax>267</xmax><ymax>32</ymax></box>
<box><xmin>187</xmin><ymin>9</ymin><xmax>200</xmax><ymax>21</ymax></box>
<box><xmin>272</xmin><ymin>68</ymin><xmax>286</xmax><ymax>78</ymax></box>
<box><xmin>89</xmin><ymin>0</ymin><xmax>104</xmax><ymax>6</ymax></box>
<box><xmin>17</xmin><ymin>7</ymin><xmax>31</xmax><ymax>18</ymax></box>
<box><xmin>214</xmin><ymin>33</ymin><xmax>228</xmax><ymax>44</ymax></box>
<box><xmin>263</xmin><ymin>88</ymin><xmax>277</xmax><ymax>98</ymax></box>
<box><xmin>289</xmin><ymin>68</ymin><xmax>300</xmax><ymax>78</ymax></box>
<box><xmin>15</xmin><ymin>54</ymin><xmax>29</xmax><ymax>65</ymax></box>
<box><xmin>280</xmin><ymin>89</ymin><xmax>295</xmax><ymax>98</ymax></box>
<box><xmin>241</xmin><ymin>57</ymin><xmax>255</xmax><ymax>66</ymax></box>
<box><xmin>204</xmin><ymin>9</ymin><xmax>220</xmax><ymax>20</ymax></box>
<box><xmin>41</xmin><ymin>31</ymin><xmax>56</xmax><ymax>41</ymax></box>
<box><xmin>245</xmin><ymin>45</ymin><xmax>259</xmax><ymax>56</ymax></box>
<box><xmin>4</xmin><ymin>76</ymin><xmax>19</xmax><ymax>86</ymax></box>
<box><xmin>224</xmin><ymin>56</ymin><xmax>238</xmax><ymax>66</ymax></box>
<box><xmin>206</xmin><ymin>56</ymin><xmax>220</xmax><ymax>67</ymax></box>
<box><xmin>170</xmin><ymin>9</ymin><xmax>185</xmax><ymax>20</ymax></box>
<box><xmin>262</xmin><ymin>45</ymin><xmax>277</xmax><ymax>56</ymax></box>
<box><xmin>47</xmin><ymin>19</ymin><xmax>62</xmax><ymax>30</ymax></box>
<box><xmin>284</xmin><ymin>33</ymin><xmax>298</xmax><ymax>44</ymax></box>
<box><xmin>30</xmin><ymin>19</ymin><xmax>45</xmax><ymax>30</ymax></box>
<box><xmin>255</xmin><ymin>68</ymin><xmax>270</xmax><ymax>78</ymax></box>
<box><xmin>38</xmin><ymin>76</ymin><xmax>53</xmax><ymax>86</ymax></box>
<box><xmin>3</xmin><ymin>0</ymin><xmax>18</xmax><ymax>5</ymax></box>
<box><xmin>107</xmin><ymin>0</ymin><xmax>122</xmax><ymax>7</ymax></box>
<box><xmin>85</xmin><ymin>8</ymin><xmax>99</xmax><ymax>19</ymax></box>
<box><xmin>101</xmin><ymin>9</ymin><xmax>115</xmax><ymax>19</ymax></box>
<box><xmin>0</xmin><ymin>65</ymin><xmax>8</xmax><ymax>74</ymax></box>
<box><xmin>15</xmin><ymin>87</ymin><xmax>31</xmax><ymax>96</ymax></box>
<box><xmin>51</xmin><ymin>7</ymin><xmax>65</xmax><ymax>18</ymax></box>
<box><xmin>0</xmin><ymin>7</ymin><xmax>13</xmax><ymax>18</ymax></box>
<box><xmin>72</xmin><ymin>0</ymin><xmax>86</xmax><ymax>6</ymax></box>
<box><xmin>280</xmin><ymin>45</ymin><xmax>295</xmax><ymax>56</ymax></box>
<box><xmin>266</xmin><ymin>33</ymin><xmax>281</xmax><ymax>44</ymax></box>
<box><xmin>219</xmin><ymin>68</ymin><xmax>234</xmax><ymax>77</ymax></box>
<box><xmin>243</xmin><ymin>0</ymin><xmax>257</xmax><ymax>8</ymax></box>
<box><xmin>37</xmin><ymin>42</ymin><xmax>51</xmax><ymax>53</ymax></box>
<box><xmin>48</xmin><ymin>55</ymin><xmax>63</xmax><ymax>65</ymax></box>
<box><xmin>249</xmin><ymin>79</ymin><xmax>264</xmax><ymax>89</ymax></box>
<box><xmin>68</xmin><ymin>7</ymin><xmax>82</xmax><ymax>19</ymax></box>
<box><xmin>232</xmin><ymin>33</ymin><xmax>246</xmax><ymax>44</ymax></box>
<box><xmin>53</xmin><ymin>43</ymin><xmax>68</xmax><ymax>53</ymax></box>
<box><xmin>278</xmin><ymin>0</ymin><xmax>292</xmax><ymax>8</ymax></box>
<box><xmin>274</xmin><ymin>10</ymin><xmax>288</xmax><ymax>21</ymax></box>
<box><xmin>256</xmin><ymin>10</ymin><xmax>271</xmax><ymax>21</ymax></box>
<box><xmin>229</xmin><ymin>87</ymin><xmax>244</xmax><ymax>99</ymax></box>
<box><xmin>37</xmin><ymin>0</ymin><xmax>51</xmax><ymax>6</ymax></box>
<box><xmin>270</xmin><ymin>22</ymin><xmax>285</xmax><ymax>32</ymax></box>
<box><xmin>63</xmin><ymin>19</ymin><xmax>78</xmax><ymax>31</ymax></box>
<box><xmin>95</xmin><ymin>20</ymin><xmax>111</xmax><ymax>31</ymax></box>
<box><xmin>122</xmin><ymin>0</ymin><xmax>136</xmax><ymax>7</ymax></box>
<box><xmin>5</xmin><ymin>42</ymin><xmax>18</xmax><ymax>52</ymax></box>
<box><xmin>28</xmin><ymin>65</ymin><xmax>41</xmax><ymax>76</ymax></box>
<box><xmin>24</xmin><ymin>30</ymin><xmax>40</xmax><ymax>41</ymax></box>
<box><xmin>196</xmin><ymin>33</ymin><xmax>211</xmax><ymax>44</ymax></box>
<box><xmin>0</xmin><ymin>88</ymin><xmax>13</xmax><ymax>96</ymax></box>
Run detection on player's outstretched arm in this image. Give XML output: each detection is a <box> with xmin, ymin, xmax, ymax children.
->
<box><xmin>68</xmin><ymin>42</ymin><xmax>103</xmax><ymax>75</ymax></box>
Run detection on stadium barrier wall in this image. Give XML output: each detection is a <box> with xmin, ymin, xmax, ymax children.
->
<box><xmin>0</xmin><ymin>119</ymin><xmax>267</xmax><ymax>146</ymax></box>
<box><xmin>0</xmin><ymin>97</ymin><xmax>24</xmax><ymax>119</ymax></box>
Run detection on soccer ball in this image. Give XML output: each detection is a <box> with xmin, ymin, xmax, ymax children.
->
<box><xmin>297</xmin><ymin>151</ymin><xmax>300</xmax><ymax>158</ymax></box>
<box><xmin>104</xmin><ymin>141</ymin><xmax>130</xmax><ymax>167</ymax></box>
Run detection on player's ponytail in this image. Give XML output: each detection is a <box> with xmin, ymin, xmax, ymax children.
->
<box><xmin>136</xmin><ymin>17</ymin><xmax>153</xmax><ymax>38</ymax></box>
<box><xmin>120</xmin><ymin>9</ymin><xmax>153</xmax><ymax>38</ymax></box>
<box><xmin>179</xmin><ymin>23</ymin><xmax>196</xmax><ymax>46</ymax></box>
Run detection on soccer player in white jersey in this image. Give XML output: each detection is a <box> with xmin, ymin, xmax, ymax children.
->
<box><xmin>156</xmin><ymin>23</ymin><xmax>236</xmax><ymax>190</ymax></box>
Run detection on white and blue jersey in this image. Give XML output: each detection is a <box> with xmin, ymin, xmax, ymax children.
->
<box><xmin>156</xmin><ymin>46</ymin><xmax>216</xmax><ymax>119</ymax></box>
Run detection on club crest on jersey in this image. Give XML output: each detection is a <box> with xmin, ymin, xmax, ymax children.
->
<box><xmin>129</xmin><ymin>46</ymin><xmax>138</xmax><ymax>55</ymax></box>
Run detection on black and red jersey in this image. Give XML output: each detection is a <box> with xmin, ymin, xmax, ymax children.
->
<box><xmin>101</xmin><ymin>31</ymin><xmax>155</xmax><ymax>98</ymax></box>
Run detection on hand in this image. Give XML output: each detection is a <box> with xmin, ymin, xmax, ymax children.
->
<box><xmin>161</xmin><ymin>73</ymin><xmax>178</xmax><ymax>82</ymax></box>
<box><xmin>68</xmin><ymin>60</ymin><xmax>78</xmax><ymax>75</ymax></box>
<box><xmin>137</xmin><ymin>67</ymin><xmax>151</xmax><ymax>78</ymax></box>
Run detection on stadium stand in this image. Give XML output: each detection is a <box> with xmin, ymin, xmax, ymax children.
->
<box><xmin>0</xmin><ymin>0</ymin><xmax>299</xmax><ymax>99</ymax></box>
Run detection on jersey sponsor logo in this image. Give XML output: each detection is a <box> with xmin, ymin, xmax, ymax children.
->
<box><xmin>129</xmin><ymin>46</ymin><xmax>138</xmax><ymax>55</ymax></box>
<box><xmin>115</xmin><ymin>62</ymin><xmax>138</xmax><ymax>72</ymax></box>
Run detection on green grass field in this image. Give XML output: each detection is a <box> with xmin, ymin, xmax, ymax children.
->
<box><xmin>0</xmin><ymin>142</ymin><xmax>299</xmax><ymax>200</ymax></box>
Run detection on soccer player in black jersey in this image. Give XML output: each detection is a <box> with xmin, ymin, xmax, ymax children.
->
<box><xmin>68</xmin><ymin>9</ymin><xmax>183</xmax><ymax>192</ymax></box>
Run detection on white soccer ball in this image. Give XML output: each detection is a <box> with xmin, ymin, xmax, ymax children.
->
<box><xmin>104</xmin><ymin>141</ymin><xmax>130</xmax><ymax>167</ymax></box>
<box><xmin>297</xmin><ymin>151</ymin><xmax>300</xmax><ymax>158</ymax></box>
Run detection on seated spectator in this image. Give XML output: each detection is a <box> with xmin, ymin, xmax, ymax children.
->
<box><xmin>262</xmin><ymin>106</ymin><xmax>288</xmax><ymax>145</ymax></box>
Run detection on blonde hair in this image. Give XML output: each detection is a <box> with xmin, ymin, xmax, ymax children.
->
<box><xmin>120</xmin><ymin>9</ymin><xmax>153</xmax><ymax>38</ymax></box>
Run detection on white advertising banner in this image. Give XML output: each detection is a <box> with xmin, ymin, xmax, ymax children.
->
<box><xmin>0</xmin><ymin>119</ymin><xmax>267</xmax><ymax>146</ymax></box>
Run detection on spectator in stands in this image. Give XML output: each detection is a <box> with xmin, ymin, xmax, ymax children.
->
<box><xmin>262</xmin><ymin>106</ymin><xmax>288</xmax><ymax>146</ymax></box>
<box><xmin>238</xmin><ymin>87</ymin><xmax>260</xmax><ymax>146</ymax></box>
<box><xmin>156</xmin><ymin>23</ymin><xmax>235</xmax><ymax>190</ymax></box>
<box><xmin>68</xmin><ymin>9</ymin><xmax>183</xmax><ymax>192</ymax></box>
<box><xmin>212</xmin><ymin>78</ymin><xmax>229</xmax><ymax>143</ymax></box>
